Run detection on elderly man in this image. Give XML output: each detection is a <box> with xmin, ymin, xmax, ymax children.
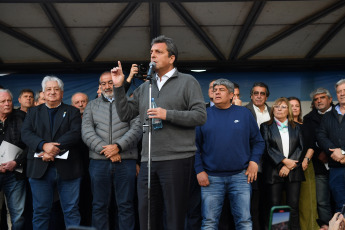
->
<box><xmin>82</xmin><ymin>71</ymin><xmax>141</xmax><ymax>230</ymax></box>
<box><xmin>111</xmin><ymin>35</ymin><xmax>207</xmax><ymax>230</ymax></box>
<box><xmin>317</xmin><ymin>79</ymin><xmax>345</xmax><ymax>212</ymax></box>
<box><xmin>71</xmin><ymin>92</ymin><xmax>89</xmax><ymax>117</ymax></box>
<box><xmin>195</xmin><ymin>79</ymin><xmax>264</xmax><ymax>229</ymax></box>
<box><xmin>21</xmin><ymin>76</ymin><xmax>83</xmax><ymax>230</ymax></box>
<box><xmin>34</xmin><ymin>90</ymin><xmax>45</xmax><ymax>106</ymax></box>
<box><xmin>303</xmin><ymin>87</ymin><xmax>333</xmax><ymax>225</ymax></box>
<box><xmin>18</xmin><ymin>89</ymin><xmax>35</xmax><ymax>113</ymax></box>
<box><xmin>0</xmin><ymin>89</ymin><xmax>26</xmax><ymax>230</ymax></box>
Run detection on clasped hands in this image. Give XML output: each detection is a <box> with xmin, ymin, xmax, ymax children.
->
<box><xmin>101</xmin><ymin>144</ymin><xmax>121</xmax><ymax>162</ymax></box>
<box><xmin>280</xmin><ymin>158</ymin><xmax>298</xmax><ymax>177</ymax></box>
<box><xmin>39</xmin><ymin>142</ymin><xmax>61</xmax><ymax>162</ymax></box>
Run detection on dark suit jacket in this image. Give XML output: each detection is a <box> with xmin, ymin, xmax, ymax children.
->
<box><xmin>245</xmin><ymin>101</ymin><xmax>271</xmax><ymax>120</ymax></box>
<box><xmin>21</xmin><ymin>103</ymin><xmax>83</xmax><ymax>180</ymax></box>
<box><xmin>260</xmin><ymin>121</ymin><xmax>305</xmax><ymax>184</ymax></box>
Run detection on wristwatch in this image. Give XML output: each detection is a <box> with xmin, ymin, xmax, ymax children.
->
<box><xmin>304</xmin><ymin>157</ymin><xmax>311</xmax><ymax>162</ymax></box>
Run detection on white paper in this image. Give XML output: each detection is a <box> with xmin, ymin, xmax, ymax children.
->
<box><xmin>0</xmin><ymin>140</ymin><xmax>24</xmax><ymax>173</ymax></box>
<box><xmin>34</xmin><ymin>150</ymin><xmax>69</xmax><ymax>160</ymax></box>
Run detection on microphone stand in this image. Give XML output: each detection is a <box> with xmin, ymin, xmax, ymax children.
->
<box><xmin>145</xmin><ymin>64</ymin><xmax>154</xmax><ymax>230</ymax></box>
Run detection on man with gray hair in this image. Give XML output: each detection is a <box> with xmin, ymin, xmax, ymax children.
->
<box><xmin>303</xmin><ymin>87</ymin><xmax>333</xmax><ymax>225</ymax></box>
<box><xmin>195</xmin><ymin>79</ymin><xmax>265</xmax><ymax>229</ymax></box>
<box><xmin>21</xmin><ymin>76</ymin><xmax>83</xmax><ymax>230</ymax></box>
<box><xmin>0</xmin><ymin>89</ymin><xmax>26</xmax><ymax>229</ymax></box>
<box><xmin>317</xmin><ymin>79</ymin><xmax>345</xmax><ymax>213</ymax></box>
<box><xmin>82</xmin><ymin>71</ymin><xmax>142</xmax><ymax>230</ymax></box>
<box><xmin>34</xmin><ymin>90</ymin><xmax>45</xmax><ymax>106</ymax></box>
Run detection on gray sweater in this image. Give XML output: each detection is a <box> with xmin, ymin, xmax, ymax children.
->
<box><xmin>81</xmin><ymin>95</ymin><xmax>142</xmax><ymax>160</ymax></box>
<box><xmin>114</xmin><ymin>70</ymin><xmax>207</xmax><ymax>162</ymax></box>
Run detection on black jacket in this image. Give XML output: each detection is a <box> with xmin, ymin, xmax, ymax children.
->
<box><xmin>0</xmin><ymin>109</ymin><xmax>27</xmax><ymax>179</ymax></box>
<box><xmin>21</xmin><ymin>103</ymin><xmax>83</xmax><ymax>180</ymax></box>
<box><xmin>260</xmin><ymin>121</ymin><xmax>305</xmax><ymax>184</ymax></box>
<box><xmin>302</xmin><ymin>108</ymin><xmax>331</xmax><ymax>175</ymax></box>
<box><xmin>316</xmin><ymin>105</ymin><xmax>345</xmax><ymax>168</ymax></box>
<box><xmin>245</xmin><ymin>101</ymin><xmax>271</xmax><ymax>121</ymax></box>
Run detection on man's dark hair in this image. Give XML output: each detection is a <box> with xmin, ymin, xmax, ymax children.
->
<box><xmin>0</xmin><ymin>85</ymin><xmax>4</xmax><ymax>89</ymax></box>
<box><xmin>233</xmin><ymin>82</ymin><xmax>240</xmax><ymax>89</ymax></box>
<box><xmin>250</xmin><ymin>82</ymin><xmax>270</xmax><ymax>97</ymax></box>
<box><xmin>151</xmin><ymin>35</ymin><xmax>178</xmax><ymax>64</ymax></box>
<box><xmin>19</xmin><ymin>88</ymin><xmax>34</xmax><ymax>98</ymax></box>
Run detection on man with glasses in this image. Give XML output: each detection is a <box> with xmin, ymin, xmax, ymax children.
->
<box><xmin>245</xmin><ymin>82</ymin><xmax>271</xmax><ymax>230</ymax></box>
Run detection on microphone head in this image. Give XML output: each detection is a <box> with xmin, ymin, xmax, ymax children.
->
<box><xmin>149</xmin><ymin>62</ymin><xmax>156</xmax><ymax>70</ymax></box>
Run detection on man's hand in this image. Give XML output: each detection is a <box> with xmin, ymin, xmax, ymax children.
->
<box><xmin>282</xmin><ymin>158</ymin><xmax>298</xmax><ymax>170</ymax></box>
<box><xmin>101</xmin><ymin>144</ymin><xmax>119</xmax><ymax>158</ymax></box>
<box><xmin>147</xmin><ymin>107</ymin><xmax>167</xmax><ymax>120</ymax></box>
<box><xmin>232</xmin><ymin>98</ymin><xmax>242</xmax><ymax>106</ymax></box>
<box><xmin>110</xmin><ymin>154</ymin><xmax>121</xmax><ymax>163</ymax></box>
<box><xmin>42</xmin><ymin>142</ymin><xmax>60</xmax><ymax>156</ymax></box>
<box><xmin>0</xmin><ymin>165</ymin><xmax>6</xmax><ymax>173</ymax></box>
<box><xmin>127</xmin><ymin>64</ymin><xmax>138</xmax><ymax>83</ymax></box>
<box><xmin>318</xmin><ymin>151</ymin><xmax>329</xmax><ymax>163</ymax></box>
<box><xmin>245</xmin><ymin>161</ymin><xmax>258</xmax><ymax>183</ymax></box>
<box><xmin>330</xmin><ymin>148</ymin><xmax>345</xmax><ymax>163</ymax></box>
<box><xmin>328</xmin><ymin>213</ymin><xmax>345</xmax><ymax>230</ymax></box>
<box><xmin>197</xmin><ymin>171</ymin><xmax>210</xmax><ymax>187</ymax></box>
<box><xmin>1</xmin><ymin>161</ymin><xmax>17</xmax><ymax>172</ymax></box>
<box><xmin>38</xmin><ymin>152</ymin><xmax>55</xmax><ymax>162</ymax></box>
<box><xmin>111</xmin><ymin>61</ymin><xmax>125</xmax><ymax>88</ymax></box>
<box><xmin>136</xmin><ymin>164</ymin><xmax>140</xmax><ymax>177</ymax></box>
<box><xmin>279</xmin><ymin>166</ymin><xmax>291</xmax><ymax>177</ymax></box>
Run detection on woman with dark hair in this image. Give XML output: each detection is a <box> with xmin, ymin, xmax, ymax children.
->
<box><xmin>261</xmin><ymin>97</ymin><xmax>305</xmax><ymax>230</ymax></box>
<box><xmin>288</xmin><ymin>97</ymin><xmax>319</xmax><ymax>230</ymax></box>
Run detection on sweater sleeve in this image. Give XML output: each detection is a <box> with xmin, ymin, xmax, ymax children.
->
<box><xmin>194</xmin><ymin>125</ymin><xmax>205</xmax><ymax>174</ymax></box>
<box><xmin>114</xmin><ymin>85</ymin><xmax>140</xmax><ymax>122</ymax></box>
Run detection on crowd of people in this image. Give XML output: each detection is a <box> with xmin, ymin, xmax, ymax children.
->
<box><xmin>0</xmin><ymin>35</ymin><xmax>345</xmax><ymax>230</ymax></box>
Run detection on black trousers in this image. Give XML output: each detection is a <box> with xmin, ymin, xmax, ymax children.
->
<box><xmin>137</xmin><ymin>157</ymin><xmax>194</xmax><ymax>230</ymax></box>
<box><xmin>267</xmin><ymin>181</ymin><xmax>301</xmax><ymax>230</ymax></box>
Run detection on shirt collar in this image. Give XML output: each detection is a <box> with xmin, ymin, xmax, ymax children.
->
<box><xmin>318</xmin><ymin>106</ymin><xmax>332</xmax><ymax>115</ymax></box>
<box><xmin>253</xmin><ymin>104</ymin><xmax>268</xmax><ymax>113</ymax></box>
<box><xmin>155</xmin><ymin>68</ymin><xmax>176</xmax><ymax>81</ymax></box>
<box><xmin>335</xmin><ymin>105</ymin><xmax>344</xmax><ymax>115</ymax></box>
<box><xmin>45</xmin><ymin>102</ymin><xmax>62</xmax><ymax>109</ymax></box>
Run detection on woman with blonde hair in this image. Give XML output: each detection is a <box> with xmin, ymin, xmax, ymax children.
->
<box><xmin>261</xmin><ymin>97</ymin><xmax>305</xmax><ymax>230</ymax></box>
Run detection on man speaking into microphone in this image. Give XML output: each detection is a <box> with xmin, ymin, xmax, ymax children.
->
<box><xmin>111</xmin><ymin>35</ymin><xmax>206</xmax><ymax>230</ymax></box>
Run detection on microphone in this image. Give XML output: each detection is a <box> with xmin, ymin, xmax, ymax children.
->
<box><xmin>147</xmin><ymin>62</ymin><xmax>156</xmax><ymax>79</ymax></box>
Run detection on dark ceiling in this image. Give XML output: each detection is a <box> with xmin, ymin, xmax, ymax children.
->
<box><xmin>1</xmin><ymin>0</ymin><xmax>345</xmax><ymax>74</ymax></box>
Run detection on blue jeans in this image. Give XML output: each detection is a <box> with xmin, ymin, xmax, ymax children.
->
<box><xmin>89</xmin><ymin>159</ymin><xmax>136</xmax><ymax>230</ymax></box>
<box><xmin>329</xmin><ymin>167</ymin><xmax>345</xmax><ymax>212</ymax></box>
<box><xmin>201</xmin><ymin>170</ymin><xmax>252</xmax><ymax>230</ymax></box>
<box><xmin>29</xmin><ymin>166</ymin><xmax>81</xmax><ymax>230</ymax></box>
<box><xmin>315</xmin><ymin>174</ymin><xmax>332</xmax><ymax>223</ymax></box>
<box><xmin>0</xmin><ymin>172</ymin><xmax>26</xmax><ymax>230</ymax></box>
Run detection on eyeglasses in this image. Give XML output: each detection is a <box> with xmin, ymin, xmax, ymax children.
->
<box><xmin>273</xmin><ymin>105</ymin><xmax>288</xmax><ymax>109</ymax></box>
<box><xmin>253</xmin><ymin>91</ymin><xmax>266</xmax><ymax>96</ymax></box>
